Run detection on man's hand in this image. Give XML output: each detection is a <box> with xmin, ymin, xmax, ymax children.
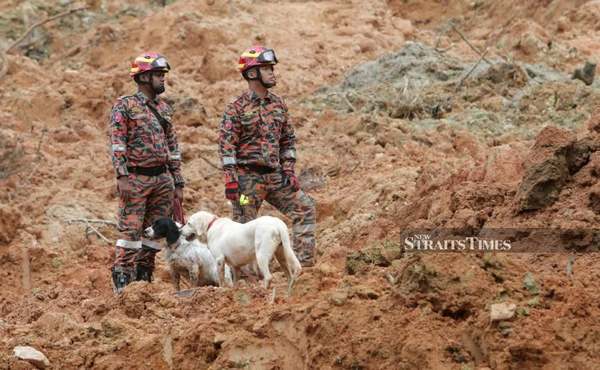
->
<box><xmin>282</xmin><ymin>170</ymin><xmax>300</xmax><ymax>192</ymax></box>
<box><xmin>117</xmin><ymin>176</ymin><xmax>131</xmax><ymax>198</ymax></box>
<box><xmin>174</xmin><ymin>186</ymin><xmax>183</xmax><ymax>200</ymax></box>
<box><xmin>225</xmin><ymin>181</ymin><xmax>240</xmax><ymax>201</ymax></box>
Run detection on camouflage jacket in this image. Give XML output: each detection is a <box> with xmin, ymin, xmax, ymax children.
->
<box><xmin>108</xmin><ymin>91</ymin><xmax>184</xmax><ymax>186</ymax></box>
<box><xmin>219</xmin><ymin>90</ymin><xmax>296</xmax><ymax>182</ymax></box>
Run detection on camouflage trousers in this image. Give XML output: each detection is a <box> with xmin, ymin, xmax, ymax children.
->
<box><xmin>112</xmin><ymin>172</ymin><xmax>174</xmax><ymax>274</ymax></box>
<box><xmin>232</xmin><ymin>168</ymin><xmax>317</xmax><ymax>266</ymax></box>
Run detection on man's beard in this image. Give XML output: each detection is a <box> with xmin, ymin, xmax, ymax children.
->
<box><xmin>153</xmin><ymin>83</ymin><xmax>165</xmax><ymax>95</ymax></box>
<box><xmin>261</xmin><ymin>79</ymin><xmax>276</xmax><ymax>88</ymax></box>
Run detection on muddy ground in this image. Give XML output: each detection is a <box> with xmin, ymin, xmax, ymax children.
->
<box><xmin>2</xmin><ymin>0</ymin><xmax>600</xmax><ymax>369</ymax></box>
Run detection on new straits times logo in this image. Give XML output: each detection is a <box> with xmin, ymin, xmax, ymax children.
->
<box><xmin>404</xmin><ymin>234</ymin><xmax>512</xmax><ymax>251</ymax></box>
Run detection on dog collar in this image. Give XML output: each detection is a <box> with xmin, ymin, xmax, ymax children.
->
<box><xmin>207</xmin><ymin>217</ymin><xmax>219</xmax><ymax>232</ymax></box>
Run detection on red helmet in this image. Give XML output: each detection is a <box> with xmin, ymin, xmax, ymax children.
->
<box><xmin>129</xmin><ymin>52</ymin><xmax>170</xmax><ymax>78</ymax></box>
<box><xmin>238</xmin><ymin>46</ymin><xmax>278</xmax><ymax>73</ymax></box>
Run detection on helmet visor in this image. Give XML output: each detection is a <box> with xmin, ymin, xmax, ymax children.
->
<box><xmin>257</xmin><ymin>49</ymin><xmax>278</xmax><ymax>64</ymax></box>
<box><xmin>151</xmin><ymin>57</ymin><xmax>171</xmax><ymax>71</ymax></box>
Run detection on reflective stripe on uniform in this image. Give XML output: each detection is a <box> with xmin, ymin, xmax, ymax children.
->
<box><xmin>293</xmin><ymin>223</ymin><xmax>316</xmax><ymax>232</ymax></box>
<box><xmin>282</xmin><ymin>149</ymin><xmax>296</xmax><ymax>159</ymax></box>
<box><xmin>169</xmin><ymin>152</ymin><xmax>181</xmax><ymax>161</ymax></box>
<box><xmin>141</xmin><ymin>238</ymin><xmax>163</xmax><ymax>251</ymax></box>
<box><xmin>223</xmin><ymin>156</ymin><xmax>236</xmax><ymax>166</ymax></box>
<box><xmin>116</xmin><ymin>239</ymin><xmax>142</xmax><ymax>250</ymax></box>
<box><xmin>112</xmin><ymin>144</ymin><xmax>127</xmax><ymax>152</ymax></box>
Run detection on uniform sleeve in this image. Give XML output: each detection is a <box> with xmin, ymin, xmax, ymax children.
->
<box><xmin>108</xmin><ymin>100</ymin><xmax>129</xmax><ymax>177</ymax></box>
<box><xmin>219</xmin><ymin>104</ymin><xmax>241</xmax><ymax>183</ymax></box>
<box><xmin>279</xmin><ymin>99</ymin><xmax>296</xmax><ymax>173</ymax></box>
<box><xmin>163</xmin><ymin>105</ymin><xmax>185</xmax><ymax>187</ymax></box>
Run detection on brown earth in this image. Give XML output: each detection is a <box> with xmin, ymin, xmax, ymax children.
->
<box><xmin>2</xmin><ymin>0</ymin><xmax>600</xmax><ymax>369</ymax></box>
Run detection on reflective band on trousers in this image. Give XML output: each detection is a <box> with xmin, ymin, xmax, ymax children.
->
<box><xmin>282</xmin><ymin>149</ymin><xmax>296</xmax><ymax>159</ymax></box>
<box><xmin>169</xmin><ymin>152</ymin><xmax>181</xmax><ymax>161</ymax></box>
<box><xmin>141</xmin><ymin>238</ymin><xmax>162</xmax><ymax>251</ymax></box>
<box><xmin>116</xmin><ymin>239</ymin><xmax>142</xmax><ymax>250</ymax></box>
<box><xmin>223</xmin><ymin>156</ymin><xmax>236</xmax><ymax>166</ymax></box>
<box><xmin>112</xmin><ymin>144</ymin><xmax>127</xmax><ymax>152</ymax></box>
<box><xmin>293</xmin><ymin>223</ymin><xmax>316</xmax><ymax>232</ymax></box>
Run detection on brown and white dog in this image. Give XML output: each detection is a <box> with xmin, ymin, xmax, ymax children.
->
<box><xmin>144</xmin><ymin>218</ymin><xmax>231</xmax><ymax>291</ymax></box>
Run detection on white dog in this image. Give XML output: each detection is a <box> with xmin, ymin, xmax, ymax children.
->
<box><xmin>144</xmin><ymin>218</ymin><xmax>231</xmax><ymax>291</ymax></box>
<box><xmin>180</xmin><ymin>210</ymin><xmax>302</xmax><ymax>294</ymax></box>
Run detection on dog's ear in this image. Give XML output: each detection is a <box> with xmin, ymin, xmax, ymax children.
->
<box><xmin>166</xmin><ymin>219</ymin><xmax>180</xmax><ymax>245</ymax></box>
<box><xmin>152</xmin><ymin>218</ymin><xmax>170</xmax><ymax>238</ymax></box>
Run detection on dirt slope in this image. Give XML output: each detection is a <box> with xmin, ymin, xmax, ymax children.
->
<box><xmin>2</xmin><ymin>0</ymin><xmax>600</xmax><ymax>369</ymax></box>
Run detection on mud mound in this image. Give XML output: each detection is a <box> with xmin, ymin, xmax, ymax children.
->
<box><xmin>3</xmin><ymin>0</ymin><xmax>600</xmax><ymax>368</ymax></box>
<box><xmin>307</xmin><ymin>40</ymin><xmax>600</xmax><ymax>173</ymax></box>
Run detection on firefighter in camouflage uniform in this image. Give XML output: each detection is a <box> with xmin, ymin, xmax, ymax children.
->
<box><xmin>219</xmin><ymin>46</ymin><xmax>317</xmax><ymax>267</ymax></box>
<box><xmin>108</xmin><ymin>52</ymin><xmax>185</xmax><ymax>293</ymax></box>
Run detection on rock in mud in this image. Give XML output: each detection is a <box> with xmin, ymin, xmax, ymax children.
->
<box><xmin>329</xmin><ymin>290</ymin><xmax>349</xmax><ymax>306</ymax></box>
<box><xmin>572</xmin><ymin>61</ymin><xmax>596</xmax><ymax>86</ymax></box>
<box><xmin>13</xmin><ymin>346</ymin><xmax>50</xmax><ymax>369</ymax></box>
<box><xmin>515</xmin><ymin>126</ymin><xmax>591</xmax><ymax>211</ymax></box>
<box><xmin>490</xmin><ymin>302</ymin><xmax>517</xmax><ymax>321</ymax></box>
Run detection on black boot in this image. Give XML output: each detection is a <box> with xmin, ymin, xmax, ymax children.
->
<box><xmin>112</xmin><ymin>266</ymin><xmax>133</xmax><ymax>293</ymax></box>
<box><xmin>135</xmin><ymin>264</ymin><xmax>153</xmax><ymax>282</ymax></box>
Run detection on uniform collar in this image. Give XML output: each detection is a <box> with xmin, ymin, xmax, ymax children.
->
<box><xmin>248</xmin><ymin>90</ymin><xmax>273</xmax><ymax>103</ymax></box>
<box><xmin>135</xmin><ymin>90</ymin><xmax>161</xmax><ymax>105</ymax></box>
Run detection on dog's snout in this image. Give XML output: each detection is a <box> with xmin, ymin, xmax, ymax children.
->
<box><xmin>144</xmin><ymin>226</ymin><xmax>155</xmax><ymax>238</ymax></box>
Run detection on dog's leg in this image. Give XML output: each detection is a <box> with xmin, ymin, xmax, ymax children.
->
<box><xmin>171</xmin><ymin>270</ymin><xmax>181</xmax><ymax>292</ymax></box>
<box><xmin>251</xmin><ymin>261</ymin><xmax>261</xmax><ymax>279</ymax></box>
<box><xmin>223</xmin><ymin>264</ymin><xmax>234</xmax><ymax>287</ymax></box>
<box><xmin>274</xmin><ymin>246</ymin><xmax>291</xmax><ymax>281</ymax></box>
<box><xmin>256</xmin><ymin>249</ymin><xmax>273</xmax><ymax>290</ymax></box>
<box><xmin>287</xmin><ymin>275</ymin><xmax>297</xmax><ymax>297</ymax></box>
<box><xmin>274</xmin><ymin>246</ymin><xmax>296</xmax><ymax>296</ymax></box>
<box><xmin>189</xmin><ymin>264</ymin><xmax>200</xmax><ymax>287</ymax></box>
<box><xmin>231</xmin><ymin>266</ymin><xmax>240</xmax><ymax>286</ymax></box>
<box><xmin>216</xmin><ymin>256</ymin><xmax>226</xmax><ymax>287</ymax></box>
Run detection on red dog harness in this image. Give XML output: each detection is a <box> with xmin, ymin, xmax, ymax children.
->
<box><xmin>207</xmin><ymin>217</ymin><xmax>219</xmax><ymax>232</ymax></box>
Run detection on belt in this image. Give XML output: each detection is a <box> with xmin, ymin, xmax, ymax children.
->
<box><xmin>127</xmin><ymin>165</ymin><xmax>167</xmax><ymax>176</ymax></box>
<box><xmin>239</xmin><ymin>164</ymin><xmax>277</xmax><ymax>175</ymax></box>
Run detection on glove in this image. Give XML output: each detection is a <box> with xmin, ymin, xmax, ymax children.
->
<box><xmin>225</xmin><ymin>181</ymin><xmax>240</xmax><ymax>201</ymax></box>
<box><xmin>282</xmin><ymin>171</ymin><xmax>300</xmax><ymax>192</ymax></box>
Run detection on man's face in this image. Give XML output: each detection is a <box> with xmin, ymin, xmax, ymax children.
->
<box><xmin>258</xmin><ymin>65</ymin><xmax>276</xmax><ymax>87</ymax></box>
<box><xmin>148</xmin><ymin>71</ymin><xmax>166</xmax><ymax>94</ymax></box>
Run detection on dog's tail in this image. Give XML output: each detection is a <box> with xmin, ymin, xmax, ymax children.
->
<box><xmin>279</xmin><ymin>223</ymin><xmax>301</xmax><ymax>277</ymax></box>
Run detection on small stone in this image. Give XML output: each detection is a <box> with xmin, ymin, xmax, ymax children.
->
<box><xmin>234</xmin><ymin>291</ymin><xmax>251</xmax><ymax>306</ymax></box>
<box><xmin>13</xmin><ymin>346</ymin><xmax>50</xmax><ymax>369</ymax></box>
<box><xmin>213</xmin><ymin>333</ymin><xmax>228</xmax><ymax>346</ymax></box>
<box><xmin>490</xmin><ymin>302</ymin><xmax>516</xmax><ymax>321</ymax></box>
<box><xmin>498</xmin><ymin>321</ymin><xmax>513</xmax><ymax>336</ymax></box>
<box><xmin>572</xmin><ymin>61</ymin><xmax>596</xmax><ymax>86</ymax></box>
<box><xmin>516</xmin><ymin>307</ymin><xmax>530</xmax><ymax>317</ymax></box>
<box><xmin>329</xmin><ymin>290</ymin><xmax>348</xmax><ymax>306</ymax></box>
<box><xmin>527</xmin><ymin>296</ymin><xmax>540</xmax><ymax>307</ymax></box>
<box><xmin>523</xmin><ymin>273</ymin><xmax>539</xmax><ymax>295</ymax></box>
<box><xmin>354</xmin><ymin>286</ymin><xmax>379</xmax><ymax>300</ymax></box>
